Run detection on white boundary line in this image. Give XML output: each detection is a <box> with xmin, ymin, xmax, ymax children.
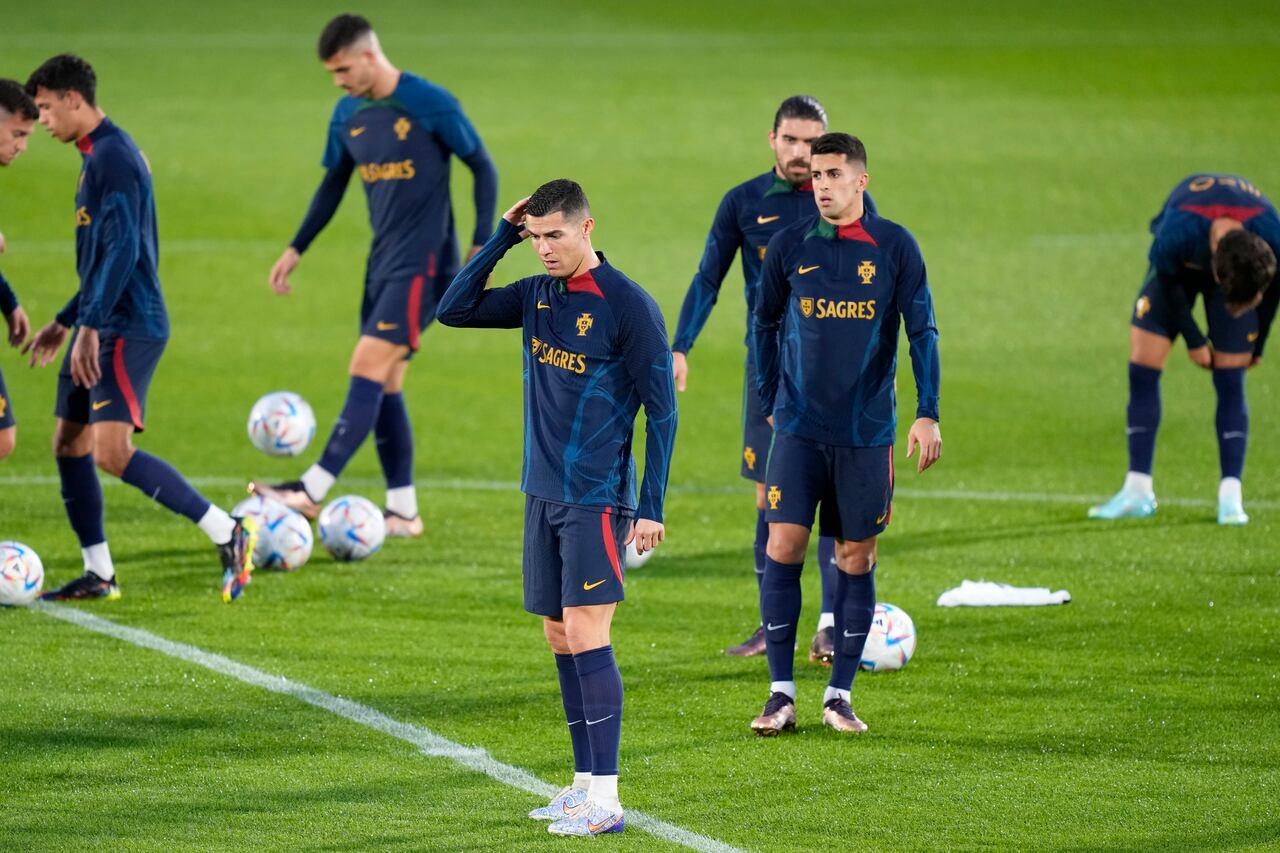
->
<box><xmin>2</xmin><ymin>474</ymin><xmax>1275</xmax><ymax>509</ymax></box>
<box><xmin>33</xmin><ymin>602</ymin><xmax>749</xmax><ymax>853</ymax></box>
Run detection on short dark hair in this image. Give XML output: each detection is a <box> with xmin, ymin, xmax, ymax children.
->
<box><xmin>26</xmin><ymin>54</ymin><xmax>97</xmax><ymax>105</ymax></box>
<box><xmin>319</xmin><ymin>14</ymin><xmax>374</xmax><ymax>60</ymax></box>
<box><xmin>526</xmin><ymin>179</ymin><xmax>590</xmax><ymax>221</ymax></box>
<box><xmin>810</xmin><ymin>132</ymin><xmax>867</xmax><ymax>169</ymax></box>
<box><xmin>773</xmin><ymin>95</ymin><xmax>827</xmax><ymax>132</ymax></box>
<box><xmin>0</xmin><ymin>79</ymin><xmax>37</xmax><ymax>121</ymax></box>
<box><xmin>1214</xmin><ymin>229</ymin><xmax>1276</xmax><ymax>308</ymax></box>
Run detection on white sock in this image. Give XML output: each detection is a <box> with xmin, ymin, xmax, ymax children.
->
<box><xmin>386</xmin><ymin>486</ymin><xmax>418</xmax><ymax>518</ymax></box>
<box><xmin>1123</xmin><ymin>471</ymin><xmax>1154</xmax><ymax>497</ymax></box>
<box><xmin>770</xmin><ymin>680</ymin><xmax>796</xmax><ymax>699</ymax></box>
<box><xmin>572</xmin><ymin>771</ymin><xmax>592</xmax><ymax>792</ymax></box>
<box><xmin>197</xmin><ymin>505</ymin><xmax>236</xmax><ymax>545</ymax></box>
<box><xmin>1219</xmin><ymin>477</ymin><xmax>1242</xmax><ymax>504</ymax></box>
<box><xmin>588</xmin><ymin>774</ymin><xmax>621</xmax><ymax>812</ymax></box>
<box><xmin>817</xmin><ymin>611</ymin><xmax>835</xmax><ymax>631</ymax></box>
<box><xmin>301</xmin><ymin>465</ymin><xmax>336</xmax><ymax>502</ymax></box>
<box><xmin>82</xmin><ymin>543</ymin><xmax>115</xmax><ymax>581</ymax></box>
<box><xmin>823</xmin><ymin>685</ymin><xmax>851</xmax><ymax>705</ymax></box>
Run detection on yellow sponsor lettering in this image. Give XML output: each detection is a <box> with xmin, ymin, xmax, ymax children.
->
<box><xmin>530</xmin><ymin>336</ymin><xmax>587</xmax><ymax>375</ymax></box>
<box><xmin>811</xmin><ymin>298</ymin><xmax>876</xmax><ymax>320</ymax></box>
<box><xmin>358</xmin><ymin>159</ymin><xmax>416</xmax><ymax>183</ymax></box>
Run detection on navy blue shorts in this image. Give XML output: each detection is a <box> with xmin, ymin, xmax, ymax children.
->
<box><xmin>740</xmin><ymin>356</ymin><xmax>772</xmax><ymax>482</ymax></box>
<box><xmin>0</xmin><ymin>367</ymin><xmax>14</xmax><ymax>429</ymax></box>
<box><xmin>523</xmin><ymin>496</ymin><xmax>629</xmax><ymax>618</ymax></box>
<box><xmin>361</xmin><ymin>249</ymin><xmax>457</xmax><ymax>355</ymax></box>
<box><xmin>763</xmin><ymin>431</ymin><xmax>894</xmax><ymax>541</ymax></box>
<box><xmin>1132</xmin><ymin>266</ymin><xmax>1258</xmax><ymax>353</ymax></box>
<box><xmin>55</xmin><ymin>333</ymin><xmax>165</xmax><ymax>432</ymax></box>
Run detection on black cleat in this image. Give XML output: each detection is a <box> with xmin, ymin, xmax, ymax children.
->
<box><xmin>725</xmin><ymin>624</ymin><xmax>767</xmax><ymax>657</ymax></box>
<box><xmin>41</xmin><ymin>572</ymin><xmax>121</xmax><ymax>601</ymax></box>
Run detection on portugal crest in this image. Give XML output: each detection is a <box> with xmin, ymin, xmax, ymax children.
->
<box><xmin>575</xmin><ymin>313</ymin><xmax>594</xmax><ymax>336</ymax></box>
<box><xmin>743</xmin><ymin>446</ymin><xmax>757</xmax><ymax>472</ymax></box>
<box><xmin>799</xmin><ymin>297</ymin><xmax>814</xmax><ymax>318</ymax></box>
<box><xmin>857</xmin><ymin>260</ymin><xmax>876</xmax><ymax>285</ymax></box>
<box><xmin>394</xmin><ymin>117</ymin><xmax>411</xmax><ymax>141</ymax></box>
<box><xmin>767</xmin><ymin>485</ymin><xmax>781</xmax><ymax>510</ymax></box>
<box><xmin>1135</xmin><ymin>296</ymin><xmax>1151</xmax><ymax>320</ymax></box>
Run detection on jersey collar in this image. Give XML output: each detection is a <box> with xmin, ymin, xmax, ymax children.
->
<box><xmin>556</xmin><ymin>252</ymin><xmax>608</xmax><ymax>296</ymax></box>
<box><xmin>764</xmin><ymin>171</ymin><xmax>813</xmax><ymax>197</ymax></box>
<box><xmin>808</xmin><ymin>215</ymin><xmax>878</xmax><ymax>246</ymax></box>
<box><xmin>76</xmin><ymin>116</ymin><xmax>113</xmax><ymax>156</ymax></box>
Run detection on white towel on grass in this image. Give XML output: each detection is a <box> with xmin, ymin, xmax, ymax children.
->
<box><xmin>936</xmin><ymin>579</ymin><xmax>1071</xmax><ymax>607</ymax></box>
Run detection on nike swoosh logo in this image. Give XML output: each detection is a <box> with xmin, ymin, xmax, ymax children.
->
<box><xmin>757</xmin><ymin>215</ymin><xmax>781</xmax><ymax>224</ymax></box>
<box><xmin>350</xmin><ymin>127</ymin><xmax>366</xmax><ymax>137</ymax></box>
<box><xmin>1222</xmin><ymin>431</ymin><xmax>1247</xmax><ymax>440</ymax></box>
<box><xmin>1126</xmin><ymin>427</ymin><xmax>1147</xmax><ymax>435</ymax></box>
<box><xmin>537</xmin><ymin>302</ymin><xmax>551</xmax><ymax>310</ymax></box>
<box><xmin>798</xmin><ymin>265</ymin><xmax>820</xmax><ymax>275</ymax></box>
<box><xmin>566</xmin><ymin>719</ymin><xmax>583</xmax><ymax>726</ymax></box>
<box><xmin>876</xmin><ymin>512</ymin><xmax>888</xmax><ymax>524</ymax></box>
<box><xmin>843</xmin><ymin>631</ymin><xmax>867</xmax><ymax>639</ymax></box>
<box><xmin>92</xmin><ymin>400</ymin><xmax>113</xmax><ymax>411</ymax></box>
<box><xmin>585</xmin><ymin>715</ymin><xmax>614</xmax><ymax>726</ymax></box>
<box><xmin>583</xmin><ymin>579</ymin><xmax>607</xmax><ymax>591</ymax></box>
<box><xmin>376</xmin><ymin>321</ymin><xmax>399</xmax><ymax>330</ymax></box>
<box><xmin>766</xmin><ymin>622</ymin><xmax>791</xmax><ymax>631</ymax></box>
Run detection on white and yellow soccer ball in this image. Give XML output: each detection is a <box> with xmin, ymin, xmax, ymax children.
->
<box><xmin>624</xmin><ymin>539</ymin><xmax>654</xmax><ymax>570</ymax></box>
<box><xmin>247</xmin><ymin>391</ymin><xmax>316</xmax><ymax>457</ymax></box>
<box><xmin>0</xmin><ymin>541</ymin><xmax>44</xmax><ymax>606</ymax></box>
<box><xmin>859</xmin><ymin>603</ymin><xmax>917</xmax><ymax>671</ymax></box>
<box><xmin>233</xmin><ymin>496</ymin><xmax>313</xmax><ymax>571</ymax></box>
<box><xmin>318</xmin><ymin>495</ymin><xmax>386</xmax><ymax>562</ymax></box>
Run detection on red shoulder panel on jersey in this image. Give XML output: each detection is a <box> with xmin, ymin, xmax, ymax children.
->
<box><xmin>566</xmin><ymin>269</ymin><xmax>604</xmax><ymax>298</ymax></box>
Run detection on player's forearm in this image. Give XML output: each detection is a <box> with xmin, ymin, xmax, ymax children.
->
<box><xmin>751</xmin><ymin>319</ymin><xmax>781</xmax><ymax>414</ymax></box>
<box><xmin>289</xmin><ymin>164</ymin><xmax>351</xmax><ymax>255</ymax></box>
<box><xmin>638</xmin><ymin>394</ymin><xmax>678</xmax><ymax>524</ymax></box>
<box><xmin>1252</xmin><ymin>278</ymin><xmax>1279</xmax><ymax>358</ymax></box>
<box><xmin>908</xmin><ymin>328</ymin><xmax>941</xmax><ymax>421</ymax></box>
<box><xmin>436</xmin><ymin>219</ymin><xmax>521</xmax><ymax>326</ymax></box>
<box><xmin>1164</xmin><ymin>279</ymin><xmax>1207</xmax><ymax>349</ymax></box>
<box><xmin>671</xmin><ymin>276</ymin><xmax>719</xmax><ymax>353</ymax></box>
<box><xmin>461</xmin><ymin>146</ymin><xmax>498</xmax><ymax>246</ymax></box>
<box><xmin>0</xmin><ymin>270</ymin><xmax>17</xmax><ymax>315</ymax></box>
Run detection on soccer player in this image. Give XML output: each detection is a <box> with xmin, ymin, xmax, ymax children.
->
<box><xmin>20</xmin><ymin>55</ymin><xmax>255</xmax><ymax>602</ymax></box>
<box><xmin>437</xmin><ymin>180</ymin><xmax>677</xmax><ymax>836</ymax></box>
<box><xmin>250</xmin><ymin>14</ymin><xmax>498</xmax><ymax>535</ymax></box>
<box><xmin>751</xmin><ymin>133</ymin><xmax>941</xmax><ymax>734</ymax></box>
<box><xmin>673</xmin><ymin>96</ymin><xmax>877</xmax><ymax>663</ymax></box>
<box><xmin>0</xmin><ymin>79</ymin><xmax>37</xmax><ymax>461</ymax></box>
<box><xmin>1090</xmin><ymin>174</ymin><xmax>1278</xmax><ymax>526</ymax></box>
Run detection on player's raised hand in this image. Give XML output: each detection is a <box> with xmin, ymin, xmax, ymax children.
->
<box><xmin>672</xmin><ymin>351</ymin><xmax>688</xmax><ymax>392</ymax></box>
<box><xmin>4</xmin><ymin>306</ymin><xmax>30</xmax><ymax>348</ymax></box>
<box><xmin>269</xmin><ymin>246</ymin><xmax>301</xmax><ymax>295</ymax></box>
<box><xmin>627</xmin><ymin>518</ymin><xmax>665</xmax><ymax>555</ymax></box>
<box><xmin>22</xmin><ymin>320</ymin><xmax>69</xmax><ymax>368</ymax></box>
<box><xmin>69</xmin><ymin>325</ymin><xmax>102</xmax><ymax>388</ymax></box>
<box><xmin>502</xmin><ymin>197</ymin><xmax>531</xmax><ymax>239</ymax></box>
<box><xmin>1187</xmin><ymin>345</ymin><xmax>1212</xmax><ymax>370</ymax></box>
<box><xmin>906</xmin><ymin>417</ymin><xmax>942</xmax><ymax>474</ymax></box>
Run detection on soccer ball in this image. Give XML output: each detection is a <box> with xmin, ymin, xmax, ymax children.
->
<box><xmin>624</xmin><ymin>539</ymin><xmax>653</xmax><ymax>569</ymax></box>
<box><xmin>247</xmin><ymin>391</ymin><xmax>316</xmax><ymax>457</ymax></box>
<box><xmin>860</xmin><ymin>603</ymin><xmax>917</xmax><ymax>671</ymax></box>
<box><xmin>233</xmin><ymin>496</ymin><xmax>313</xmax><ymax>571</ymax></box>
<box><xmin>318</xmin><ymin>495</ymin><xmax>386</xmax><ymax>562</ymax></box>
<box><xmin>0</xmin><ymin>541</ymin><xmax>44</xmax><ymax>606</ymax></box>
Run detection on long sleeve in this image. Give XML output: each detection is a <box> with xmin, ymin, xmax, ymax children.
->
<box><xmin>78</xmin><ymin>187</ymin><xmax>142</xmax><ymax>330</ymax></box>
<box><xmin>672</xmin><ymin>190</ymin><xmax>741</xmax><ymax>353</ymax></box>
<box><xmin>0</xmin><ymin>269</ymin><xmax>17</xmax><ymax>315</ymax></box>
<box><xmin>620</xmin><ymin>295</ymin><xmax>678</xmax><ymax>523</ymax></box>
<box><xmin>896</xmin><ymin>234</ymin><xmax>941</xmax><ymax>421</ymax></box>
<box><xmin>289</xmin><ymin>156</ymin><xmax>354</xmax><ymax>254</ymax></box>
<box><xmin>1161</xmin><ymin>272</ymin><xmax>1207</xmax><ymax>350</ymax></box>
<box><xmin>752</xmin><ymin>230</ymin><xmax>790</xmax><ymax>416</ymax></box>
<box><xmin>1254</xmin><ymin>271</ymin><xmax>1279</xmax><ymax>358</ymax></box>
<box><xmin>56</xmin><ymin>292</ymin><xmax>80</xmax><ymax>328</ymax></box>
<box><xmin>460</xmin><ymin>145</ymin><xmax>499</xmax><ymax>246</ymax></box>
<box><xmin>436</xmin><ymin>219</ymin><xmax>526</xmax><ymax>328</ymax></box>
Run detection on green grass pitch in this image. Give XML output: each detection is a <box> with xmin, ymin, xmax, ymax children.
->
<box><xmin>2</xmin><ymin>1</ymin><xmax>1279</xmax><ymax>850</ymax></box>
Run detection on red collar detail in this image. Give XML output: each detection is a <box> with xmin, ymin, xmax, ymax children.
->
<box><xmin>837</xmin><ymin>219</ymin><xmax>878</xmax><ymax>246</ymax></box>
<box><xmin>1178</xmin><ymin>204</ymin><xmax>1265</xmax><ymax>223</ymax></box>
<box><xmin>798</xmin><ymin>181</ymin><xmax>813</xmax><ymax>192</ymax></box>
<box><xmin>566</xmin><ymin>269</ymin><xmax>604</xmax><ymax>298</ymax></box>
<box><xmin>76</xmin><ymin>136</ymin><xmax>94</xmax><ymax>155</ymax></box>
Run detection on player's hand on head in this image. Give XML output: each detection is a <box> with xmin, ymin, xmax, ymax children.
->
<box><xmin>269</xmin><ymin>247</ymin><xmax>300</xmax><ymax>295</ymax></box>
<box><xmin>906</xmin><ymin>417</ymin><xmax>942</xmax><ymax>474</ymax></box>
<box><xmin>22</xmin><ymin>320</ymin><xmax>69</xmax><ymax>368</ymax></box>
<box><xmin>672</xmin><ymin>351</ymin><xmax>688</xmax><ymax>392</ymax></box>
<box><xmin>1187</xmin><ymin>345</ymin><xmax>1212</xmax><ymax>370</ymax></box>
<box><xmin>628</xmin><ymin>519</ymin><xmax>665</xmax><ymax>555</ymax></box>
<box><xmin>4</xmin><ymin>307</ymin><xmax>29</xmax><ymax>348</ymax></box>
<box><xmin>502</xmin><ymin>197</ymin><xmax>531</xmax><ymax>239</ymax></box>
<box><xmin>69</xmin><ymin>326</ymin><xmax>102</xmax><ymax>388</ymax></box>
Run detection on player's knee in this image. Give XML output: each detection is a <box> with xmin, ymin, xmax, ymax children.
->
<box><xmin>0</xmin><ymin>428</ymin><xmax>15</xmax><ymax>461</ymax></box>
<box><xmin>543</xmin><ymin>618</ymin><xmax>570</xmax><ymax>654</ymax></box>
<box><xmin>1212</xmin><ymin>351</ymin><xmax>1252</xmax><ymax>369</ymax></box>
<box><xmin>92</xmin><ymin>440</ymin><xmax>133</xmax><ymax>477</ymax></box>
<box><xmin>52</xmin><ymin>425</ymin><xmax>92</xmax><ymax>458</ymax></box>
<box><xmin>766</xmin><ymin>531</ymin><xmax>807</xmax><ymax>564</ymax></box>
<box><xmin>835</xmin><ymin>539</ymin><xmax>876</xmax><ymax>575</ymax></box>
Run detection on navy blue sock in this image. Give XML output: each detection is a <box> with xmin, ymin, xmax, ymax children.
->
<box><xmin>752</xmin><ymin>508</ymin><xmax>767</xmax><ymax>593</ymax></box>
<box><xmin>317</xmin><ymin>376</ymin><xmax>385</xmax><ymax>478</ymax></box>
<box><xmin>374</xmin><ymin>392</ymin><xmax>414</xmax><ymax>489</ymax></box>
<box><xmin>1212</xmin><ymin>367</ymin><xmax>1248</xmax><ymax>480</ymax></box>
<box><xmin>830</xmin><ymin>565</ymin><xmax>876</xmax><ymax>692</ymax></box>
<box><xmin>121</xmin><ymin>450</ymin><xmax>211</xmax><ymax>523</ymax></box>
<box><xmin>761</xmin><ymin>556</ymin><xmax>803</xmax><ymax>683</ymax></box>
<box><xmin>573</xmin><ymin>645</ymin><xmax>623</xmax><ymax>777</ymax></box>
<box><xmin>1127</xmin><ymin>363</ymin><xmax>1161</xmax><ymax>475</ymax></box>
<box><xmin>555</xmin><ymin>653</ymin><xmax>592</xmax><ymax>774</ymax></box>
<box><xmin>57</xmin><ymin>454</ymin><xmax>106</xmax><ymax>548</ymax></box>
<box><xmin>818</xmin><ymin>536</ymin><xmax>837</xmax><ymax>613</ymax></box>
